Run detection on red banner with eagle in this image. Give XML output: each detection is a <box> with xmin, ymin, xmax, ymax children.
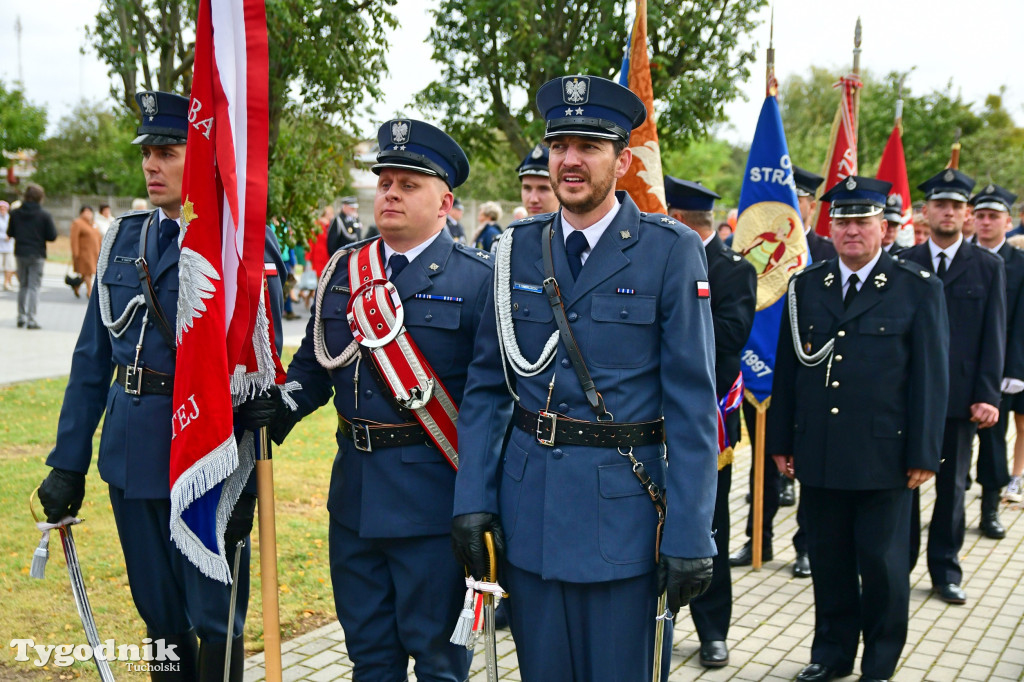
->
<box><xmin>811</xmin><ymin>74</ymin><xmax>861</xmax><ymax>236</ymax></box>
<box><xmin>169</xmin><ymin>0</ymin><xmax>275</xmax><ymax>583</ymax></box>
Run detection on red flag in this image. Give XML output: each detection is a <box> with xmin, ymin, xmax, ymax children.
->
<box><xmin>617</xmin><ymin>0</ymin><xmax>667</xmax><ymax>214</ymax></box>
<box><xmin>169</xmin><ymin>0</ymin><xmax>273</xmax><ymax>583</ymax></box>
<box><xmin>811</xmin><ymin>74</ymin><xmax>861</xmax><ymax>236</ymax></box>
<box><xmin>876</xmin><ymin>123</ymin><xmax>914</xmax><ymax>244</ymax></box>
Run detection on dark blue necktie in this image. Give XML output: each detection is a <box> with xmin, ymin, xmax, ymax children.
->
<box><xmin>566</xmin><ymin>230</ymin><xmax>588</xmax><ymax>280</ymax></box>
<box><xmin>388</xmin><ymin>254</ymin><xmax>409</xmax><ymax>279</ymax></box>
<box><xmin>157</xmin><ymin>218</ymin><xmax>179</xmax><ymax>258</ymax></box>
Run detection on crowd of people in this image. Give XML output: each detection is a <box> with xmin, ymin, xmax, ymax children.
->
<box><xmin>17</xmin><ymin>73</ymin><xmax>1024</xmax><ymax>682</ymax></box>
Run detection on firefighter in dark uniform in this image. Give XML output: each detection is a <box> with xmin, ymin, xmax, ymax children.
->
<box><xmin>452</xmin><ymin>74</ymin><xmax>717</xmax><ymax>682</ymax></box>
<box><xmin>36</xmin><ymin>91</ymin><xmax>285</xmax><ymax>681</ymax></box>
<box><xmin>665</xmin><ymin>176</ymin><xmax>756</xmax><ymax>669</ymax></box>
<box><xmin>326</xmin><ymin>196</ymin><xmax>363</xmax><ymax>254</ymax></box>
<box><xmin>901</xmin><ymin>169</ymin><xmax>1006</xmax><ymax>605</ymax></box>
<box><xmin>882</xmin><ymin>194</ymin><xmax>905</xmax><ymax>255</ymax></box>
<box><xmin>271</xmin><ymin>120</ymin><xmax>489</xmax><ymax>682</ymax></box>
<box><xmin>769</xmin><ymin>176</ymin><xmax>949</xmax><ymax>682</ymax></box>
<box><xmin>970</xmin><ymin>184</ymin><xmax>1024</xmax><ymax>539</ymax></box>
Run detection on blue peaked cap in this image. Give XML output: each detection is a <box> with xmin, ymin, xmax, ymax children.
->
<box><xmin>133</xmin><ymin>91</ymin><xmax>189</xmax><ymax>145</ymax></box>
<box><xmin>664</xmin><ymin>176</ymin><xmax>720</xmax><ymax>211</ymax></box>
<box><xmin>820</xmin><ymin>175</ymin><xmax>892</xmax><ymax>217</ymax></box>
<box><xmin>373</xmin><ymin>119</ymin><xmax>470</xmax><ymax>189</ymax></box>
<box><xmin>518</xmin><ymin>143</ymin><xmax>551</xmax><ymax>177</ymax></box>
<box><xmin>537</xmin><ymin>75</ymin><xmax>646</xmax><ymax>142</ymax></box>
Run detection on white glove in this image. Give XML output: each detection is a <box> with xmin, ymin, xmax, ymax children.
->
<box><xmin>1001</xmin><ymin>378</ymin><xmax>1024</xmax><ymax>395</ymax></box>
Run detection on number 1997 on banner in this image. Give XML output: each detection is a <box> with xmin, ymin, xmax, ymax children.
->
<box><xmin>742</xmin><ymin>349</ymin><xmax>773</xmax><ymax>378</ymax></box>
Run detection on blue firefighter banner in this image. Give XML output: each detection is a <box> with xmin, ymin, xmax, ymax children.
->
<box><xmin>731</xmin><ymin>96</ymin><xmax>808</xmax><ymax>405</ymax></box>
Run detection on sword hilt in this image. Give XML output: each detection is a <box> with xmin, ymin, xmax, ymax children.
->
<box><xmin>482</xmin><ymin>531</ymin><xmax>508</xmax><ymax>598</ymax></box>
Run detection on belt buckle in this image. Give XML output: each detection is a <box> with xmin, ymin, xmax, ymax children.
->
<box><xmin>536</xmin><ymin>411</ymin><xmax>557</xmax><ymax>446</ymax></box>
<box><xmin>124</xmin><ymin>365</ymin><xmax>142</xmax><ymax>396</ymax></box>
<box><xmin>351</xmin><ymin>422</ymin><xmax>373</xmax><ymax>453</ymax></box>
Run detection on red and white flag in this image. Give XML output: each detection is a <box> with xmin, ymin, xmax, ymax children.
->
<box><xmin>876</xmin><ymin>121</ymin><xmax>914</xmax><ymax>244</ymax></box>
<box><xmin>169</xmin><ymin>0</ymin><xmax>278</xmax><ymax>583</ymax></box>
<box><xmin>811</xmin><ymin>74</ymin><xmax>861</xmax><ymax>236</ymax></box>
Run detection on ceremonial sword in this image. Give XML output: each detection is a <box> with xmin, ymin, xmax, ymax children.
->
<box><xmin>482</xmin><ymin>531</ymin><xmax>500</xmax><ymax>682</ymax></box>
<box><xmin>651</xmin><ymin>592</ymin><xmax>670</xmax><ymax>682</ymax></box>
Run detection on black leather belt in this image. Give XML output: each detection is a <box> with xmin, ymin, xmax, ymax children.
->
<box><xmin>337</xmin><ymin>414</ymin><xmax>430</xmax><ymax>453</ymax></box>
<box><xmin>513</xmin><ymin>405</ymin><xmax>665</xmax><ymax>447</ymax></box>
<box><xmin>115</xmin><ymin>364</ymin><xmax>173</xmax><ymax>395</ymax></box>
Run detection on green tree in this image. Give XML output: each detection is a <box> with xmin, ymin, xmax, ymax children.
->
<box><xmin>0</xmin><ymin>81</ymin><xmax>47</xmax><ymax>159</ymax></box>
<box><xmin>661</xmin><ymin>135</ymin><xmax>747</xmax><ymax>206</ymax></box>
<box><xmin>87</xmin><ymin>0</ymin><xmax>397</xmax><ymax>245</ymax></box>
<box><xmin>32</xmin><ymin>101</ymin><xmax>146</xmax><ymax>197</ymax></box>
<box><xmin>416</xmin><ymin>0</ymin><xmax>766</xmax><ymax>162</ymax></box>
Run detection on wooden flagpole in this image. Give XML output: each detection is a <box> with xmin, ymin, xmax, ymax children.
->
<box><xmin>256</xmin><ymin>427</ymin><xmax>282</xmax><ymax>682</ymax></box>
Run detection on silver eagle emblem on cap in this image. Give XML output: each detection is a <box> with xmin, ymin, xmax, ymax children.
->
<box><xmin>845</xmin><ymin>177</ymin><xmax>857</xmax><ymax>191</ymax></box>
<box><xmin>887</xmin><ymin>194</ymin><xmax>898</xmax><ymax>205</ymax></box>
<box><xmin>986</xmin><ymin>184</ymin><xmax>995</xmax><ymax>193</ymax></box>
<box><xmin>141</xmin><ymin>93</ymin><xmax>158</xmax><ymax>117</ymax></box>
<box><xmin>531</xmin><ymin>144</ymin><xmax>544</xmax><ymax>159</ymax></box>
<box><xmin>563</xmin><ymin>77</ymin><xmax>589</xmax><ymax>105</ymax></box>
<box><xmin>944</xmin><ymin>170</ymin><xmax>955</xmax><ymax>182</ymax></box>
<box><xmin>391</xmin><ymin>120</ymin><xmax>410</xmax><ymax>144</ymax></box>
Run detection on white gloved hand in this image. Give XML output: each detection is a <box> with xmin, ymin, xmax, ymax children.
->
<box><xmin>1001</xmin><ymin>378</ymin><xmax>1024</xmax><ymax>395</ymax></box>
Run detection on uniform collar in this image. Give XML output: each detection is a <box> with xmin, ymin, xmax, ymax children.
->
<box><xmin>701</xmin><ymin>231</ymin><xmax>715</xmax><ymax>248</ymax></box>
<box><xmin>560</xmin><ymin>198</ymin><xmax>622</xmax><ymax>253</ymax></box>
<box><xmin>928</xmin><ymin>233</ymin><xmax>963</xmax><ymax>264</ymax></box>
<box><xmin>381</xmin><ymin>228</ymin><xmax>444</xmax><ymax>266</ymax></box>
<box><xmin>156</xmin><ymin>208</ymin><xmax>181</xmax><ymax>226</ymax></box>
<box><xmin>838</xmin><ymin>249</ymin><xmax>882</xmax><ymax>289</ymax></box>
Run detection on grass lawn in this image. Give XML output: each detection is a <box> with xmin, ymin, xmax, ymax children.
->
<box><xmin>0</xmin><ymin>349</ymin><xmax>340</xmax><ymax>679</ymax></box>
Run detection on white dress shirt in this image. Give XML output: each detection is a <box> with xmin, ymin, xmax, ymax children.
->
<box><xmin>561</xmin><ymin>200</ymin><xmax>622</xmax><ymax>266</ymax></box>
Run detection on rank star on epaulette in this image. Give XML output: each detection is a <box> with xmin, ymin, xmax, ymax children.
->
<box><xmin>619</xmin><ymin>230</ymin><xmax>631</xmax><ymax>239</ymax></box>
<box><xmin>477</xmin><ymin>252</ymin><xmax>490</xmax><ymax>259</ymax></box>
<box><xmin>920</xmin><ymin>270</ymin><xmax>931</xmax><ymax>278</ymax></box>
<box><xmin>824</xmin><ymin>272</ymin><xmax>835</xmax><ymax>287</ymax></box>
<box><xmin>660</xmin><ymin>217</ymin><xmax>676</xmax><ymax>224</ymax></box>
<box><xmin>873</xmin><ymin>272</ymin><xmax>888</xmax><ymax>288</ymax></box>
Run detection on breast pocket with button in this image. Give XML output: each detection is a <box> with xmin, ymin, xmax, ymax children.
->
<box><xmin>320</xmin><ymin>291</ymin><xmax>356</xmax><ymax>357</ymax></box>
<box><xmin>102</xmin><ymin>261</ymin><xmax>142</xmax><ymax>315</ymax></box>
<box><xmin>587</xmin><ymin>294</ymin><xmax>657</xmax><ymax>368</ymax></box>
<box><xmin>510</xmin><ymin>290</ymin><xmax>556</xmax><ymax>360</ymax></box>
<box><xmin>403</xmin><ymin>298</ymin><xmax>463</xmax><ymax>374</ymax></box>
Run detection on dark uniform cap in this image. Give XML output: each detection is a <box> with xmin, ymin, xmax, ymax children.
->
<box><xmin>452</xmin><ymin>197</ymin><xmax>464</xmax><ymax>210</ymax></box>
<box><xmin>664</xmin><ymin>176</ymin><xmax>720</xmax><ymax>212</ymax></box>
<box><xmin>372</xmin><ymin>119</ymin><xmax>470</xmax><ymax>189</ymax></box>
<box><xmin>518</xmin><ymin>144</ymin><xmax>551</xmax><ymax>178</ymax></box>
<box><xmin>884</xmin><ymin>193</ymin><xmax>905</xmax><ymax>224</ymax></box>
<box><xmin>341</xmin><ymin>196</ymin><xmax>359</xmax><ymax>206</ymax></box>
<box><xmin>918</xmin><ymin>168</ymin><xmax>975</xmax><ymax>203</ymax></box>
<box><xmin>132</xmin><ymin>91</ymin><xmax>189</xmax><ymax>145</ymax></box>
<box><xmin>820</xmin><ymin>175</ymin><xmax>893</xmax><ymax>218</ymax></box>
<box><xmin>536</xmin><ymin>75</ymin><xmax>646</xmax><ymax>142</ymax></box>
<box><xmin>969</xmin><ymin>183</ymin><xmax>1017</xmax><ymax>213</ymax></box>
<box><xmin>793</xmin><ymin>166</ymin><xmax>824</xmax><ymax>197</ymax></box>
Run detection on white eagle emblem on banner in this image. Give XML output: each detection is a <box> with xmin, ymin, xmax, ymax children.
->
<box><xmin>564</xmin><ymin>78</ymin><xmax>588</xmax><ymax>104</ymax></box>
<box><xmin>176</xmin><ymin>248</ymin><xmax>221</xmax><ymax>344</ymax></box>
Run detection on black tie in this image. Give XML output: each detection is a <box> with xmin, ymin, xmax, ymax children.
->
<box><xmin>936</xmin><ymin>252</ymin><xmax>948</xmax><ymax>279</ymax></box>
<box><xmin>388</xmin><ymin>254</ymin><xmax>409</xmax><ymax>279</ymax></box>
<box><xmin>157</xmin><ymin>218</ymin><xmax>179</xmax><ymax>258</ymax></box>
<box><xmin>566</xmin><ymin>230</ymin><xmax>588</xmax><ymax>280</ymax></box>
<box><xmin>844</xmin><ymin>273</ymin><xmax>859</xmax><ymax>309</ymax></box>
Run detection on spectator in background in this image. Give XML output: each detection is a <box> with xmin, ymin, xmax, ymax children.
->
<box><xmin>131</xmin><ymin>198</ymin><xmax>149</xmax><ymax>211</ymax></box>
<box><xmin>913</xmin><ymin>212</ymin><xmax>930</xmax><ymax>244</ymax></box>
<box><xmin>446</xmin><ymin>197</ymin><xmax>467</xmax><ymax>242</ymax></box>
<box><xmin>0</xmin><ymin>200</ymin><xmax>14</xmax><ymax>291</ymax></box>
<box><xmin>70</xmin><ymin>205</ymin><xmax>102</xmax><ymax>299</ymax></box>
<box><xmin>717</xmin><ymin>221</ymin><xmax>733</xmax><ymax>242</ymax></box>
<box><xmin>8</xmin><ymin>183</ymin><xmax>57</xmax><ymax>329</ymax></box>
<box><xmin>512</xmin><ymin>206</ymin><xmax>528</xmax><ymax>221</ymax></box>
<box><xmin>308</xmin><ymin>205</ymin><xmax>334</xmax><ymax>280</ymax></box>
<box><xmin>473</xmin><ymin>201</ymin><xmax>502</xmax><ymax>252</ymax></box>
<box><xmin>93</xmin><ymin>203</ymin><xmax>114</xmax><ymax>236</ymax></box>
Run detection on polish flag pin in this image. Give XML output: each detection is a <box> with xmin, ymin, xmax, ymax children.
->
<box><xmin>696</xmin><ymin>280</ymin><xmax>711</xmax><ymax>299</ymax></box>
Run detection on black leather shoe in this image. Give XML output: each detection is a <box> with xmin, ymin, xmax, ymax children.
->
<box><xmin>699</xmin><ymin>640</ymin><xmax>729</xmax><ymax>668</ymax></box>
<box><xmin>780</xmin><ymin>478</ymin><xmax>796</xmax><ymax>506</ymax></box>
<box><xmin>17</xmin><ymin>320</ymin><xmax>25</xmax><ymax>328</ymax></box>
<box><xmin>729</xmin><ymin>541</ymin><xmax>772</xmax><ymax>567</ymax></box>
<box><xmin>858</xmin><ymin>677</ymin><xmax>890</xmax><ymax>681</ymax></box>
<box><xmin>796</xmin><ymin>663</ymin><xmax>853</xmax><ymax>681</ymax></box>
<box><xmin>934</xmin><ymin>583</ymin><xmax>967</xmax><ymax>604</ymax></box>
<box><xmin>980</xmin><ymin>488</ymin><xmax>1006</xmax><ymax>539</ymax></box>
<box><xmin>792</xmin><ymin>551</ymin><xmax>811</xmax><ymax>578</ymax></box>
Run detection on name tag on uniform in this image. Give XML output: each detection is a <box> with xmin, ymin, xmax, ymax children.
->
<box><xmin>114</xmin><ymin>256</ymin><xmax>137</xmax><ymax>264</ymax></box>
<box><xmin>331</xmin><ymin>285</ymin><xmax>350</xmax><ymax>294</ymax></box>
<box><xmin>513</xmin><ymin>281</ymin><xmax>544</xmax><ymax>294</ymax></box>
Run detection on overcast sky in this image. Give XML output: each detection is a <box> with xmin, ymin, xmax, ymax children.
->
<box><xmin>3</xmin><ymin>0</ymin><xmax>1023</xmax><ymax>144</ymax></box>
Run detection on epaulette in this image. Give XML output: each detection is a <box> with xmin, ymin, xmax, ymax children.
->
<box><xmin>638</xmin><ymin>211</ymin><xmax>687</xmax><ymax>233</ymax></box>
<box><xmin>506</xmin><ymin>211</ymin><xmax>556</xmax><ymax>229</ymax></box>
<box><xmin>454</xmin><ymin>241</ymin><xmax>494</xmax><ymax>266</ymax></box>
<box><xmin>895</xmin><ymin>258</ymin><xmax>938</xmax><ymax>280</ymax></box>
<box><xmin>793</xmin><ymin>259</ymin><xmax>830</xmax><ymax>279</ymax></box>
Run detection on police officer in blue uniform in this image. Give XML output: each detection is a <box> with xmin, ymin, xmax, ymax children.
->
<box><xmin>518</xmin><ymin>143</ymin><xmax>561</xmax><ymax>216</ymax></box>
<box><xmin>902</xmin><ymin>169</ymin><xmax>1006</xmax><ymax>605</ymax></box>
<box><xmin>769</xmin><ymin>176</ymin><xmax>949</xmax><ymax>682</ymax></box>
<box><xmin>36</xmin><ymin>91</ymin><xmax>286</xmax><ymax>681</ymax></box>
<box><xmin>451</xmin><ymin>75</ymin><xmax>718</xmax><ymax>682</ymax></box>
<box><xmin>665</xmin><ymin>176</ymin><xmax>756</xmax><ymax>669</ymax></box>
<box><xmin>271</xmin><ymin>120</ymin><xmax>488</xmax><ymax>682</ymax></box>
<box><xmin>970</xmin><ymin>183</ymin><xmax>1023</xmax><ymax>539</ymax></box>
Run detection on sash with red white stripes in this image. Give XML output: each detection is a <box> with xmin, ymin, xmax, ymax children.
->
<box><xmin>346</xmin><ymin>241</ymin><xmax>460</xmax><ymax>469</ymax></box>
<box><xmin>716</xmin><ymin>372</ymin><xmax>744</xmax><ymax>453</ymax></box>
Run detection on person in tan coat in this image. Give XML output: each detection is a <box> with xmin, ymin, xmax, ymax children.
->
<box><xmin>70</xmin><ymin>206</ymin><xmax>101</xmax><ymax>298</ymax></box>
